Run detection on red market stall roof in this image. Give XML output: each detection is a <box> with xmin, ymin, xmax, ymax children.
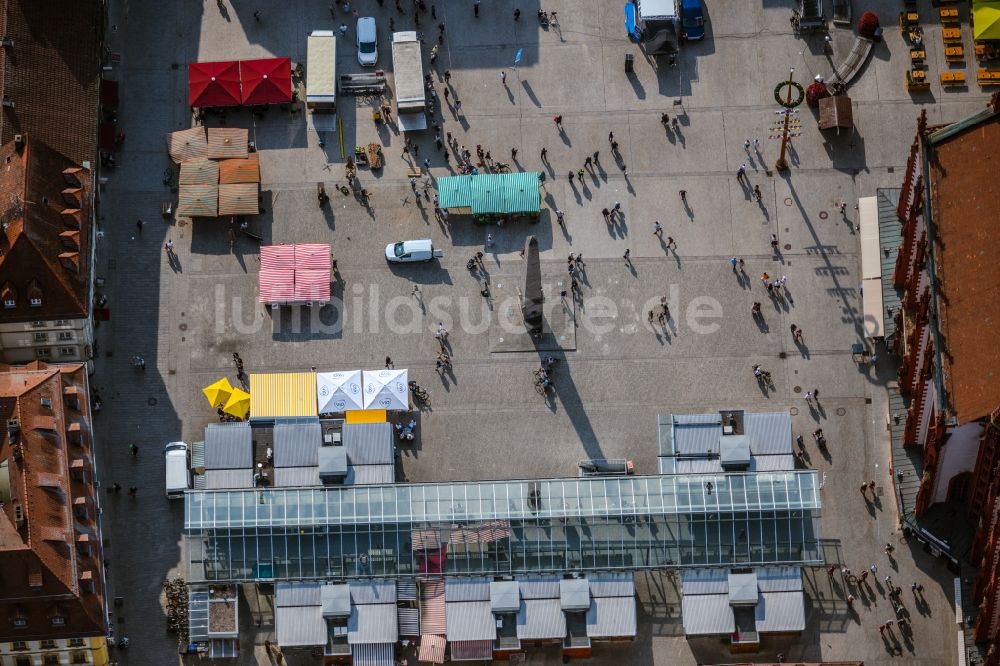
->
<box><xmin>259</xmin><ymin>244</ymin><xmax>330</xmax><ymax>305</ymax></box>
<box><xmin>189</xmin><ymin>61</ymin><xmax>241</xmax><ymax>108</ymax></box>
<box><xmin>240</xmin><ymin>58</ymin><xmax>293</xmax><ymax>105</ymax></box>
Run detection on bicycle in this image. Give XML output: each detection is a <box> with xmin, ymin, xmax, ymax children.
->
<box><xmin>494</xmin><ymin>162</ymin><xmax>511</xmax><ymax>173</ymax></box>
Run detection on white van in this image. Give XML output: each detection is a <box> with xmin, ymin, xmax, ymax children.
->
<box><xmin>164</xmin><ymin>442</ymin><xmax>190</xmax><ymax>499</ymax></box>
<box><xmin>384</xmin><ymin>239</ymin><xmax>444</xmax><ymax>263</ymax></box>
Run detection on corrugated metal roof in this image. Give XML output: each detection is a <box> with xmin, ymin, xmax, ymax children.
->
<box><xmin>179</xmin><ymin>158</ymin><xmax>219</xmax><ymax>186</ymax></box>
<box><xmin>445</xmin><ymin>601</ymin><xmax>496</xmax><ymax>641</ymax></box>
<box><xmin>398</xmin><ymin>607</ymin><xmax>420</xmax><ymax>636</ymax></box>
<box><xmin>273</xmin><ymin>418</ymin><xmax>322</xmax><ymax>467</ymax></box>
<box><xmin>490</xmin><ymin>581</ymin><xmax>520</xmax><ymax>612</ymax></box>
<box><xmin>206</xmin><ymin>127</ymin><xmax>249</xmax><ymax>159</ymax></box>
<box><xmin>419</xmin><ymin>579</ymin><xmax>446</xmax><ymax>634</ymax></box>
<box><xmin>586</xmin><ymin>596</ymin><xmax>637</xmax><ymax>638</ymax></box>
<box><xmin>273</xmin><ymin>466</ymin><xmax>321</xmax><ymax>487</ymax></box>
<box><xmin>744</xmin><ymin>412</ymin><xmax>792</xmax><ymax>455</ymax></box>
<box><xmin>276</xmin><ymin>581</ymin><xmax>322</xmax><ymax>607</ymax></box>
<box><xmin>350</xmin><ymin>580</ymin><xmax>396</xmax><ymax>604</ymax></box>
<box><xmin>517</xmin><ymin>576</ymin><xmax>560</xmax><ymax>599</ymax></box>
<box><xmin>752</xmin><ymin>454</ymin><xmax>797</xmax><ymax>472</ymax></box>
<box><xmin>657</xmin><ymin>413</ymin><xmax>674</xmax><ymax>456</ymax></box>
<box><xmin>754</xmin><ymin>591</ymin><xmax>806</xmax><ymax>633</ymax></box>
<box><xmin>276</xmin><ymin>605</ymin><xmax>326</xmax><ymax>646</ymax></box>
<box><xmin>588</xmin><ymin>572</ymin><xmax>635</xmax><ymax>598</ymax></box>
<box><xmin>449</xmin><ymin>640</ymin><xmax>493</xmax><ymax>661</ymax></box>
<box><xmin>756</xmin><ymin>566</ymin><xmax>803</xmax><ymax>593</ymax></box>
<box><xmin>218</xmin><ymin>182</ymin><xmax>260</xmax><ymax>215</ymax></box>
<box><xmin>437</xmin><ymin>173</ymin><xmax>542</xmax><ymax>215</ymax></box>
<box><xmin>176</xmin><ymin>183</ymin><xmax>218</xmax><ymax>217</ymax></box>
<box><xmin>352</xmin><ymin>642</ymin><xmax>395</xmax><ymax>666</ymax></box>
<box><xmin>204</xmin><ymin>468</ymin><xmax>253</xmax><ymax>489</ymax></box>
<box><xmin>219</xmin><ymin>152</ymin><xmax>261</xmax><ymax>184</ymax></box>
<box><xmin>672</xmin><ymin>414</ymin><xmax>719</xmax><ymax>425</ymax></box>
<box><xmin>681</xmin><ymin>593</ymin><xmax>734</xmax><ymax>636</ymax></box>
<box><xmin>681</xmin><ymin>569</ymin><xmax>729</xmax><ymax>595</ymax></box>
<box><xmin>249</xmin><ymin>372</ymin><xmax>318</xmax><ymax>419</ymax></box>
<box><xmin>191</xmin><ymin>440</ymin><xmax>206</xmax><ymax>470</ymax></box>
<box><xmin>343</xmin><ymin>423</ymin><xmax>394</xmax><ymax>464</ymax></box>
<box><xmin>516</xmin><ymin>598</ymin><xmax>566</xmax><ymax>640</ymax></box>
<box><xmin>348</xmin><ymin>603</ymin><xmax>398</xmax><ymax>644</ymax></box>
<box><xmin>347</xmin><ymin>463</ymin><xmax>395</xmax><ymax>485</ymax></box>
<box><xmin>397</xmin><ymin>579</ymin><xmax>418</xmax><ymax>602</ymax></box>
<box><xmin>672</xmin><ymin>418</ymin><xmax>720</xmax><ymax>454</ymax></box>
<box><xmin>204</xmin><ymin>423</ymin><xmax>253</xmax><ymax>469</ymax></box>
<box><xmin>445</xmin><ymin>578</ymin><xmax>491</xmax><ymax>602</ymax></box>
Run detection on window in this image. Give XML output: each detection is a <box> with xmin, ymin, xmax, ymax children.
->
<box><xmin>11</xmin><ymin>640</ymin><xmax>27</xmax><ymax>650</ymax></box>
<box><xmin>30</xmin><ymin>297</ymin><xmax>43</xmax><ymax>307</ymax></box>
<box><xmin>31</xmin><ymin>320</ymin><xmax>47</xmax><ymax>328</ymax></box>
<box><xmin>3</xmin><ymin>298</ymin><xmax>14</xmax><ymax>309</ymax></box>
<box><xmin>35</xmin><ymin>348</ymin><xmax>52</xmax><ymax>360</ymax></box>
<box><xmin>34</xmin><ymin>332</ymin><xmax>49</xmax><ymax>342</ymax></box>
<box><xmin>58</xmin><ymin>331</ymin><xmax>74</xmax><ymax>341</ymax></box>
<box><xmin>68</xmin><ymin>638</ymin><xmax>85</xmax><ymax>647</ymax></box>
<box><xmin>44</xmin><ymin>656</ymin><xmax>59</xmax><ymax>666</ymax></box>
<box><xmin>72</xmin><ymin>652</ymin><xmax>89</xmax><ymax>664</ymax></box>
<box><xmin>59</xmin><ymin>347</ymin><xmax>76</xmax><ymax>357</ymax></box>
<box><xmin>40</xmin><ymin>638</ymin><xmax>57</xmax><ymax>649</ymax></box>
<box><xmin>10</xmin><ymin>616</ymin><xmax>27</xmax><ymax>629</ymax></box>
<box><xmin>16</xmin><ymin>658</ymin><xmax>30</xmax><ymax>666</ymax></box>
<box><xmin>55</xmin><ymin>320</ymin><xmax>69</xmax><ymax>326</ymax></box>
<box><xmin>51</xmin><ymin>614</ymin><xmax>66</xmax><ymax>627</ymax></box>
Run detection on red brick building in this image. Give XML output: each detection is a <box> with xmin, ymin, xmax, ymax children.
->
<box><xmin>893</xmin><ymin>95</ymin><xmax>1000</xmax><ymax>660</ymax></box>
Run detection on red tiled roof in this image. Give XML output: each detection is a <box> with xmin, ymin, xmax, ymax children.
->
<box><xmin>0</xmin><ymin>0</ymin><xmax>102</xmax><ymax>167</ymax></box>
<box><xmin>926</xmin><ymin>109</ymin><xmax>1000</xmax><ymax>423</ymax></box>
<box><xmin>0</xmin><ymin>361</ymin><xmax>106</xmax><ymax>641</ymax></box>
<box><xmin>0</xmin><ymin>139</ymin><xmax>92</xmax><ymax>324</ymax></box>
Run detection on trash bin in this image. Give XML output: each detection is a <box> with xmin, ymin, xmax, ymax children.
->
<box><xmin>625</xmin><ymin>53</ymin><xmax>634</xmax><ymax>73</ymax></box>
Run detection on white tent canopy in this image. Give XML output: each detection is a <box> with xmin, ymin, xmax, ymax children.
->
<box><xmin>362</xmin><ymin>369</ymin><xmax>409</xmax><ymax>410</ymax></box>
<box><xmin>317</xmin><ymin>370</ymin><xmax>364</xmax><ymax>413</ymax></box>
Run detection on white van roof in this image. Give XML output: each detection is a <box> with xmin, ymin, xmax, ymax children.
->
<box><xmin>638</xmin><ymin>0</ymin><xmax>677</xmax><ymax>19</ymax></box>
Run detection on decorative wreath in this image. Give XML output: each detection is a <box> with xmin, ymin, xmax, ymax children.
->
<box><xmin>774</xmin><ymin>81</ymin><xmax>805</xmax><ymax>108</ymax></box>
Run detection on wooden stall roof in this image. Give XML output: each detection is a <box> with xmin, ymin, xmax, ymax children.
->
<box><xmin>167</xmin><ymin>127</ymin><xmax>209</xmax><ymax>163</ymax></box>
<box><xmin>218</xmin><ymin>183</ymin><xmax>260</xmax><ymax>215</ymax></box>
<box><xmin>219</xmin><ymin>153</ymin><xmax>261</xmax><ymax>184</ymax></box>
<box><xmin>206</xmin><ymin>127</ymin><xmax>250</xmax><ymax>159</ymax></box>
<box><xmin>819</xmin><ymin>95</ymin><xmax>854</xmax><ymax>130</ymax></box>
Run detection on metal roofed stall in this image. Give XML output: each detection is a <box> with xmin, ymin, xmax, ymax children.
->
<box><xmin>184</xmin><ymin>471</ymin><xmax>823</xmax><ymax>583</ymax></box>
<box><xmin>437</xmin><ymin>173</ymin><xmax>542</xmax><ymax>221</ymax></box>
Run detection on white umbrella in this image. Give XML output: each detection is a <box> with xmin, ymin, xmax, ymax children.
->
<box><xmin>362</xmin><ymin>368</ymin><xmax>409</xmax><ymax>410</ymax></box>
<box><xmin>317</xmin><ymin>370</ymin><xmax>364</xmax><ymax>412</ymax></box>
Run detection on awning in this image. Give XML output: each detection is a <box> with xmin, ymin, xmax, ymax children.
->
<box><xmin>398</xmin><ymin>607</ymin><xmax>420</xmax><ymax>636</ymax></box>
<box><xmin>645</xmin><ymin>28</ymin><xmax>676</xmax><ymax>55</ymax></box>
<box><xmin>362</xmin><ymin>369</ymin><xmax>409</xmax><ymax>410</ymax></box>
<box><xmin>348</xmin><ymin>604</ymin><xmax>398</xmax><ymax>644</ymax></box>
<box><xmin>219</xmin><ymin>183</ymin><xmax>260</xmax><ymax>216</ymax></box>
<box><xmin>419</xmin><ymin>580</ymin><xmax>447</xmax><ymax>634</ymax></box>
<box><xmin>818</xmin><ymin>95</ymin><xmax>854</xmax><ymax>130</ymax></box>
<box><xmin>445</xmin><ymin>601</ymin><xmax>495</xmax><ymax>641</ymax></box>
<box><xmin>397</xmin><ymin>112</ymin><xmax>429</xmax><ymax>132</ymax></box>
<box><xmin>317</xmin><ymin>370</ymin><xmax>365</xmax><ymax>412</ymax></box>
<box><xmin>206</xmin><ymin>127</ymin><xmax>249</xmax><ymax>159</ymax></box>
<box><xmin>681</xmin><ymin>594</ymin><xmax>735</xmax><ymax>636</ymax></box>
<box><xmin>437</xmin><ymin>173</ymin><xmax>542</xmax><ymax>215</ymax></box>
<box><xmin>202</xmin><ymin>377</ymin><xmax>234</xmax><ymax>408</ymax></box>
<box><xmin>189</xmin><ymin>60</ymin><xmax>242</xmax><ymax>108</ymax></box>
<box><xmin>974</xmin><ymin>2</ymin><xmax>1000</xmax><ymax>41</ymax></box>
<box><xmin>275</xmin><ymin>605</ymin><xmax>325</xmax><ymax>647</ymax></box>
<box><xmin>240</xmin><ymin>57</ymin><xmax>293</xmax><ymax>105</ymax></box>
<box><xmin>259</xmin><ymin>244</ymin><xmax>330</xmax><ymax>305</ymax></box>
<box><xmin>167</xmin><ymin>127</ymin><xmax>209</xmax><ymax>163</ymax></box>
<box><xmin>294</xmin><ymin>243</ymin><xmax>332</xmax><ymax>302</ymax></box>
<box><xmin>249</xmin><ymin>372</ymin><xmax>318</xmax><ymax>419</ymax></box>
<box><xmin>449</xmin><ymin>640</ymin><xmax>493</xmax><ymax>661</ymax></box>
<box><xmin>345</xmin><ymin>409</ymin><xmax>387</xmax><ymax>424</ymax></box>
<box><xmin>754</xmin><ymin>591</ymin><xmax>806</xmax><ymax>633</ymax></box>
<box><xmin>351</xmin><ymin>643</ymin><xmax>394</xmax><ymax>666</ymax></box>
<box><xmin>259</xmin><ymin>244</ymin><xmax>295</xmax><ymax>304</ymax></box>
<box><xmin>624</xmin><ymin>2</ymin><xmax>641</xmax><ymax>42</ymax></box>
<box><xmin>517</xmin><ymin>598</ymin><xmax>566</xmax><ymax>640</ymax></box>
<box><xmin>586</xmin><ymin>596</ymin><xmax>637</xmax><ymax>638</ymax></box>
<box><xmin>418</xmin><ymin>634</ymin><xmax>446</xmax><ymax>664</ymax></box>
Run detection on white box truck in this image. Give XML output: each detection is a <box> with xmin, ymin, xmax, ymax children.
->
<box><xmin>307</xmin><ymin>30</ymin><xmax>337</xmax><ymax>112</ymax></box>
<box><xmin>164</xmin><ymin>441</ymin><xmax>190</xmax><ymax>499</ymax></box>
<box><xmin>391</xmin><ymin>31</ymin><xmax>427</xmax><ymax>131</ymax></box>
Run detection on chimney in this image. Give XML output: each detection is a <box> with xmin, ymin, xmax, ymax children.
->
<box><xmin>6</xmin><ymin>418</ymin><xmax>19</xmax><ymax>441</ymax></box>
<box><xmin>2</xmin><ymin>97</ymin><xmax>15</xmax><ymax>109</ymax></box>
<box><xmin>0</xmin><ymin>37</ymin><xmax>12</xmax><ymax>49</ymax></box>
<box><xmin>14</xmin><ymin>134</ymin><xmax>24</xmax><ymax>150</ymax></box>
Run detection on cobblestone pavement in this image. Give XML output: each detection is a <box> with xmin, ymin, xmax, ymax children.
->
<box><xmin>93</xmin><ymin>0</ymin><xmax>989</xmax><ymax>663</ymax></box>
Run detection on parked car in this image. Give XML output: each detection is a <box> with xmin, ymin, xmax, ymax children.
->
<box><xmin>164</xmin><ymin>442</ymin><xmax>190</xmax><ymax>499</ymax></box>
<box><xmin>357</xmin><ymin>17</ymin><xmax>378</xmax><ymax>66</ymax></box>
<box><xmin>385</xmin><ymin>239</ymin><xmax>443</xmax><ymax>263</ymax></box>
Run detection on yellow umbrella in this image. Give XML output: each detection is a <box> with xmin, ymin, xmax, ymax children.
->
<box><xmin>202</xmin><ymin>378</ymin><xmax>234</xmax><ymax>408</ymax></box>
<box><xmin>222</xmin><ymin>387</ymin><xmax>251</xmax><ymax>419</ymax></box>
<box><xmin>974</xmin><ymin>2</ymin><xmax>1000</xmax><ymax>41</ymax></box>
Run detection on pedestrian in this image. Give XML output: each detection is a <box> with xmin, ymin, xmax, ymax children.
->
<box><xmin>736</xmin><ymin>164</ymin><xmax>747</xmax><ymax>180</ymax></box>
<box><xmin>423</xmin><ymin>158</ymin><xmax>431</xmax><ymax>170</ymax></box>
<box><xmin>860</xmin><ymin>570</ymin><xmax>869</xmax><ymax>582</ymax></box>
<box><xmin>411</xmin><ymin>285</ymin><xmax>421</xmax><ymax>297</ymax></box>
<box><xmin>553</xmin><ymin>114</ymin><xmax>563</xmax><ymax>126</ymax></box>
<box><xmin>730</xmin><ymin>256</ymin><xmax>738</xmax><ymax>272</ymax></box>
<box><xmin>136</xmin><ymin>219</ymin><xmax>144</xmax><ymax>234</ymax></box>
<box><xmin>475</xmin><ymin>251</ymin><xmax>484</xmax><ymax>265</ymax></box>
<box><xmin>577</xmin><ymin>168</ymin><xmax>585</xmax><ymax>180</ymax></box>
<box><xmin>540</xmin><ymin>147</ymin><xmax>548</xmax><ymax>160</ymax></box>
<box><xmin>444</xmin><ymin>69</ymin><xmax>451</xmax><ymax>83</ymax></box>
<box><xmin>513</xmin><ymin>8</ymin><xmax>520</xmax><ymax>20</ymax></box>
<box><xmin>613</xmin><ymin>201</ymin><xmax>621</xmax><ymax>214</ymax></box>
<box><xmin>584</xmin><ymin>156</ymin><xmax>592</xmax><ymax>168</ymax></box>
<box><xmin>474</xmin><ymin>0</ymin><xmax>480</xmax><ymax>17</ymax></box>
<box><xmin>744</xmin><ymin>139</ymin><xmax>751</xmax><ymax>151</ymax></box>
<box><xmin>662</xmin><ymin>303</ymin><xmax>670</xmax><ymax>319</ymax></box>
<box><xmin>129</xmin><ymin>443</ymin><xmax>139</xmax><ymax>457</ymax></box>
<box><xmin>752</xmin><ymin>138</ymin><xmax>760</xmax><ymax>151</ymax></box>
<box><xmin>555</xmin><ymin>209</ymin><xmax>565</xmax><ymax>226</ymax></box>
<box><xmin>164</xmin><ymin>239</ymin><xmax>175</xmax><ymax>253</ymax></box>
<box><xmin>608</xmin><ymin>131</ymin><xmax>614</xmax><ymax>143</ymax></box>
<box><xmin>679</xmin><ymin>189</ymin><xmax>687</xmax><ymax>202</ymax></box>
<box><xmin>127</xmin><ymin>487</ymin><xmax>137</xmax><ymax>497</ymax></box>
<box><xmin>486</xmin><ymin>233</ymin><xmax>494</xmax><ymax>248</ymax></box>
<box><xmin>770</xmin><ymin>233</ymin><xmax>779</xmax><ymax>250</ymax></box>
<box><xmin>593</xmin><ymin>151</ymin><xmax>600</xmax><ymax>163</ymax></box>
<box><xmin>753</xmin><ymin>185</ymin><xmax>762</xmax><ymax>202</ymax></box>
<box><xmin>841</xmin><ymin>566</ymin><xmax>850</xmax><ymax>577</ymax></box>
<box><xmin>385</xmin><ymin>356</ymin><xmax>394</xmax><ymax>369</ymax></box>
<box><xmin>602</xmin><ymin>208</ymin><xmax>611</xmax><ymax>221</ymax></box>
<box><xmin>653</xmin><ymin>221</ymin><xmax>663</xmax><ymax>236</ymax></box>
<box><xmin>501</xmin><ymin>70</ymin><xmax>507</xmax><ymax>85</ymax></box>
<box><xmin>648</xmin><ymin>310</ymin><xmax>654</xmax><ymax>323</ymax></box>
<box><xmin>870</xmin><ymin>352</ymin><xmax>879</xmax><ymax>368</ymax></box>
<box><xmin>847</xmin><ymin>594</ymin><xmax>855</xmax><ymax>605</ymax></box>
<box><xmin>870</xmin><ymin>563</ymin><xmax>878</xmax><ymax>574</ymax></box>
<box><xmin>567</xmin><ymin>170</ymin><xmax>574</xmax><ymax>182</ymax></box>
<box><xmin>410</xmin><ymin>177</ymin><xmax>417</xmax><ymax>192</ymax></box>
<box><xmin>868</xmin><ymin>480</ymin><xmax>876</xmax><ymax>491</ymax></box>
<box><xmin>437</xmin><ymin>322</ymin><xmax>448</xmax><ymax>338</ymax></box>
<box><xmin>805</xmin><ymin>391</ymin><xmax>814</xmax><ymax>404</ymax></box>
<box><xmin>826</xmin><ymin>564</ymin><xmax>836</xmax><ymax>577</ymax></box>
<box><xmin>738</xmin><ymin>257</ymin><xmax>745</xmax><ymax>271</ymax></box>
<box><xmin>339</xmin><ymin>23</ymin><xmax>348</xmax><ymax>36</ymax></box>
<box><xmin>432</xmin><ymin>4</ymin><xmax>436</xmax><ymax>18</ymax></box>
<box><xmin>511</xmin><ymin>147</ymin><xmax>517</xmax><ymax>159</ymax></box>
<box><xmin>454</xmin><ymin>99</ymin><xmax>461</xmax><ymax>111</ymax></box>
<box><xmin>760</xmin><ymin>271</ymin><xmax>770</xmax><ymax>284</ymax></box>
<box><xmin>623</xmin><ymin>248</ymin><xmax>631</xmax><ymax>263</ymax></box>
<box><xmin>885</xmin><ymin>575</ymin><xmax>892</xmax><ymax>587</ymax></box>
<box><xmin>914</xmin><ymin>583</ymin><xmax>923</xmax><ymax>593</ymax></box>
<box><xmin>878</xmin><ymin>623</ymin><xmax>886</xmax><ymax>635</ymax></box>
<box><xmin>884</xmin><ymin>543</ymin><xmax>895</xmax><ymax>555</ymax></box>
<box><xmin>666</xmin><ymin>236</ymin><xmax>676</xmax><ymax>249</ymax></box>
<box><xmin>860</xmin><ymin>482</ymin><xmax>868</xmax><ymax>494</ymax></box>
<box><xmin>840</xmin><ymin>201</ymin><xmax>848</xmax><ymax>214</ymax></box>
<box><xmin>611</xmin><ymin>140</ymin><xmax>619</xmax><ymax>152</ymax></box>
<box><xmin>575</xmin><ymin>253</ymin><xmax>584</xmax><ymax>267</ymax></box>
<box><xmin>430</xmin><ymin>44</ymin><xmax>439</xmax><ymax>63</ymax></box>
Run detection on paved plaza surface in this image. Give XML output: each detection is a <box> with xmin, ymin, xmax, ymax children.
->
<box><xmin>94</xmin><ymin>0</ymin><xmax>991</xmax><ymax>663</ymax></box>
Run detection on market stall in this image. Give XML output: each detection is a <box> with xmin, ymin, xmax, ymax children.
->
<box><xmin>437</xmin><ymin>172</ymin><xmax>542</xmax><ymax>224</ymax></box>
<box><xmin>258</xmin><ymin>243</ymin><xmax>331</xmax><ymax>306</ymax></box>
<box><xmin>362</xmin><ymin>369</ymin><xmax>409</xmax><ymax>411</ymax></box>
<box><xmin>239</xmin><ymin>57</ymin><xmax>293</xmax><ymax>106</ymax></box>
<box><xmin>248</xmin><ymin>372</ymin><xmax>318</xmax><ymax>421</ymax></box>
<box><xmin>188</xmin><ymin>61</ymin><xmax>242</xmax><ymax>108</ymax></box>
<box><xmin>317</xmin><ymin>370</ymin><xmax>364</xmax><ymax>413</ymax></box>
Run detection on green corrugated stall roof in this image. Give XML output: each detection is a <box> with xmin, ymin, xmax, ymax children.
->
<box><xmin>437</xmin><ymin>173</ymin><xmax>541</xmax><ymax>215</ymax></box>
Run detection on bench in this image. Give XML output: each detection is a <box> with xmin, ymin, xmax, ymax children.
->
<box><xmin>910</xmin><ymin>48</ymin><xmax>926</xmax><ymax>64</ymax></box>
<box><xmin>939</xmin><ymin>7</ymin><xmax>959</xmax><ymax>25</ymax></box>
<box><xmin>406</xmin><ymin>167</ymin><xmax>423</xmax><ymax>179</ymax></box>
<box><xmin>943</xmin><ymin>28</ymin><xmax>962</xmax><ymax>43</ymax></box>
<box><xmin>940</xmin><ymin>71</ymin><xmax>966</xmax><ymax>87</ymax></box>
<box><xmin>907</xmin><ymin>69</ymin><xmax>930</xmax><ymax>91</ymax></box>
<box><xmin>978</xmin><ymin>68</ymin><xmax>1000</xmax><ymax>86</ymax></box>
<box><xmin>899</xmin><ymin>11</ymin><xmax>919</xmax><ymax>29</ymax></box>
<box><xmin>832</xmin><ymin>35</ymin><xmax>875</xmax><ymax>85</ymax></box>
<box><xmin>945</xmin><ymin>46</ymin><xmax>965</xmax><ymax>62</ymax></box>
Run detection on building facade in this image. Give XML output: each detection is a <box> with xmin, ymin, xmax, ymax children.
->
<box><xmin>0</xmin><ymin>361</ymin><xmax>108</xmax><ymax>665</ymax></box>
<box><xmin>891</xmin><ymin>96</ymin><xmax>1000</xmax><ymax>661</ymax></box>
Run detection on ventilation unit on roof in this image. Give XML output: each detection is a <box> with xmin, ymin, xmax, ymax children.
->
<box><xmin>0</xmin><ymin>38</ymin><xmax>12</xmax><ymax>49</ymax></box>
<box><xmin>6</xmin><ymin>418</ymin><xmax>19</xmax><ymax>440</ymax></box>
<box><xmin>2</xmin><ymin>98</ymin><xmax>15</xmax><ymax>109</ymax></box>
